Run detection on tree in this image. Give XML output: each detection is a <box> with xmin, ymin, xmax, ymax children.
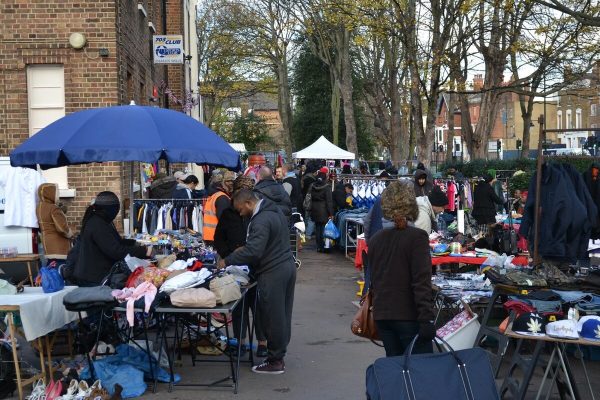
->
<box><xmin>534</xmin><ymin>0</ymin><xmax>600</xmax><ymax>27</ymax></box>
<box><xmin>196</xmin><ymin>1</ymin><xmax>271</xmax><ymax>128</ymax></box>
<box><xmin>354</xmin><ymin>1</ymin><xmax>411</xmax><ymax>164</ymax></box>
<box><xmin>296</xmin><ymin>0</ymin><xmax>360</xmax><ymax>154</ymax></box>
<box><xmin>292</xmin><ymin>41</ymin><xmax>374</xmax><ymax>158</ymax></box>
<box><xmin>221</xmin><ymin>0</ymin><xmax>298</xmax><ymax>157</ymax></box>
<box><xmin>224</xmin><ymin>113</ymin><xmax>274</xmax><ymax>151</ymax></box>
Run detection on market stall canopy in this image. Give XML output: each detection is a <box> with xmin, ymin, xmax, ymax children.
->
<box><xmin>228</xmin><ymin>143</ymin><xmax>247</xmax><ymax>153</ymax></box>
<box><xmin>292</xmin><ymin>136</ymin><xmax>355</xmax><ymax>160</ymax></box>
<box><xmin>10</xmin><ymin>104</ymin><xmax>241</xmax><ymax>170</ymax></box>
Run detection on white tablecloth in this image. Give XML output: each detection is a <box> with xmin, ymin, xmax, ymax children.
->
<box><xmin>0</xmin><ymin>286</ymin><xmax>79</xmax><ymax>341</ymax></box>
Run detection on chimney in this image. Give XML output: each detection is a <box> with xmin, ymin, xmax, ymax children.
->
<box><xmin>473</xmin><ymin>74</ymin><xmax>484</xmax><ymax>91</ymax></box>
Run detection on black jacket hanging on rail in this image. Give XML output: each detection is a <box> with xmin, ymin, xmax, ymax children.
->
<box><xmin>520</xmin><ymin>163</ymin><xmax>596</xmax><ymax>261</ymax></box>
<box><xmin>583</xmin><ymin>164</ymin><xmax>600</xmax><ymax>239</ymax></box>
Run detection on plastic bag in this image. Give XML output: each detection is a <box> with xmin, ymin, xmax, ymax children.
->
<box><xmin>323</xmin><ymin>219</ymin><xmax>340</xmax><ymax>240</ymax></box>
<box><xmin>39</xmin><ymin>262</ymin><xmax>65</xmax><ymax>293</ymax></box>
<box><xmin>125</xmin><ymin>255</ymin><xmax>151</xmax><ymax>272</ymax></box>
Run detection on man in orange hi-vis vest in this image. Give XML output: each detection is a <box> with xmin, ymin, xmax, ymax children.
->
<box><xmin>203</xmin><ymin>171</ymin><xmax>236</xmax><ymax>244</ymax></box>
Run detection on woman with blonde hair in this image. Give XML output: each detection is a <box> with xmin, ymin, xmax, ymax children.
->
<box><xmin>368</xmin><ymin>180</ymin><xmax>435</xmax><ymax>356</ymax></box>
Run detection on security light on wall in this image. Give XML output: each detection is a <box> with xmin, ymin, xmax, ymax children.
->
<box><xmin>69</xmin><ymin>33</ymin><xmax>87</xmax><ymax>49</ymax></box>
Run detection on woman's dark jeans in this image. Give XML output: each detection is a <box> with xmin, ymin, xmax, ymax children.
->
<box><xmin>375</xmin><ymin>320</ymin><xmax>433</xmax><ymax>357</ymax></box>
<box><xmin>315</xmin><ymin>222</ymin><xmax>326</xmax><ymax>251</ymax></box>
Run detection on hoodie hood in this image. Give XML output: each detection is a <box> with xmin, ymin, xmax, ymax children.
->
<box><xmin>414</xmin><ymin>169</ymin><xmax>428</xmax><ymax>180</ymax></box>
<box><xmin>252</xmin><ymin>197</ymin><xmax>281</xmax><ymax>219</ymax></box>
<box><xmin>38</xmin><ymin>183</ymin><xmax>58</xmax><ymax>204</ymax></box>
<box><xmin>254</xmin><ymin>179</ymin><xmax>287</xmax><ymax>203</ymax></box>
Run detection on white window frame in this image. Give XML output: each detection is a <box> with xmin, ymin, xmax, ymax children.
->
<box><xmin>27</xmin><ymin>65</ymin><xmax>74</xmax><ymax>196</ymax></box>
<box><xmin>576</xmin><ymin>108</ymin><xmax>582</xmax><ymax>129</ymax></box>
<box><xmin>591</xmin><ymin>104</ymin><xmax>597</xmax><ymax>117</ymax></box>
<box><xmin>566</xmin><ymin>109</ymin><xmax>572</xmax><ymax>129</ymax></box>
<box><xmin>557</xmin><ymin>111</ymin><xmax>562</xmax><ymax>129</ymax></box>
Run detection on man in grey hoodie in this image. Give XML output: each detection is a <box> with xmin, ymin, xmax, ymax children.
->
<box><xmin>217</xmin><ymin>189</ymin><xmax>296</xmax><ymax>374</ymax></box>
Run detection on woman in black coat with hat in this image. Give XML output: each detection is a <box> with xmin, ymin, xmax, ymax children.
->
<box><xmin>472</xmin><ymin>174</ymin><xmax>505</xmax><ymax>228</ymax></box>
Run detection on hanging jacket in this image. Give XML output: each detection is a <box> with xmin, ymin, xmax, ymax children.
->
<box><xmin>519</xmin><ymin>163</ymin><xmax>585</xmax><ymax>261</ymax></box>
<box><xmin>583</xmin><ymin>164</ymin><xmax>600</xmax><ymax>239</ymax></box>
<box><xmin>253</xmin><ymin>178</ymin><xmax>292</xmax><ymax>218</ymax></box>
<box><xmin>310</xmin><ymin>179</ymin><xmax>334</xmax><ymax>223</ymax></box>
<box><xmin>560</xmin><ymin>164</ymin><xmax>596</xmax><ymax>260</ymax></box>
<box><xmin>203</xmin><ymin>191</ymin><xmax>230</xmax><ymax>241</ymax></box>
<box><xmin>36</xmin><ymin>183</ymin><xmax>73</xmax><ymax>259</ymax></box>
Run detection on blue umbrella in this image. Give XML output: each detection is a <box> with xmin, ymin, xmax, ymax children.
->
<box><xmin>10</xmin><ymin>104</ymin><xmax>241</xmax><ymax>170</ymax></box>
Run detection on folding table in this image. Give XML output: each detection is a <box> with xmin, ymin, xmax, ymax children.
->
<box><xmin>0</xmin><ymin>286</ymin><xmax>79</xmax><ymax>400</ymax></box>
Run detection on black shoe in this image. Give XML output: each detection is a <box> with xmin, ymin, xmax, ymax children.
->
<box><xmin>256</xmin><ymin>344</ymin><xmax>268</xmax><ymax>357</ymax></box>
<box><xmin>224</xmin><ymin>344</ymin><xmax>247</xmax><ymax>357</ymax></box>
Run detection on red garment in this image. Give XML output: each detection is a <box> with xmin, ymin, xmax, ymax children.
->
<box><xmin>446</xmin><ymin>182</ymin><xmax>457</xmax><ymax>212</ymax></box>
<box><xmin>354</xmin><ymin>238</ymin><xmax>368</xmax><ymax>270</ymax></box>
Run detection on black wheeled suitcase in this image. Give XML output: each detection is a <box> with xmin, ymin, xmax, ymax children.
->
<box><xmin>366</xmin><ymin>337</ymin><xmax>499</xmax><ymax>400</ymax></box>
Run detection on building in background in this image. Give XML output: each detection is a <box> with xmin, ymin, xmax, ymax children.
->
<box><xmin>0</xmin><ymin>0</ymin><xmax>199</xmax><ymax>230</ymax></box>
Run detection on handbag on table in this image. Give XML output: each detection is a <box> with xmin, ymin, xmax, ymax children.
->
<box><xmin>170</xmin><ymin>288</ymin><xmax>216</xmax><ymax>308</ymax></box>
<box><xmin>209</xmin><ymin>274</ymin><xmax>241</xmax><ymax>305</ymax></box>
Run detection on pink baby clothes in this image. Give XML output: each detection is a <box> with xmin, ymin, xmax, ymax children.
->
<box><xmin>124</xmin><ymin>281</ymin><xmax>157</xmax><ymax>327</ymax></box>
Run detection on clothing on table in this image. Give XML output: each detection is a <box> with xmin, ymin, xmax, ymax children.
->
<box><xmin>0</xmin><ymin>166</ymin><xmax>46</xmax><ymax>228</ymax></box>
<box><xmin>112</xmin><ymin>281</ymin><xmax>157</xmax><ymax>327</ymax></box>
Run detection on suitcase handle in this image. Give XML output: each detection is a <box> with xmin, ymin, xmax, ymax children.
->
<box><xmin>403</xmin><ymin>334</ymin><xmax>465</xmax><ymax>370</ymax></box>
<box><xmin>403</xmin><ymin>335</ymin><xmax>475</xmax><ymax>400</ymax></box>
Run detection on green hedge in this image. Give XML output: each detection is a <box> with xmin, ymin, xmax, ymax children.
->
<box><xmin>440</xmin><ymin>156</ymin><xmax>598</xmax><ymax>178</ymax></box>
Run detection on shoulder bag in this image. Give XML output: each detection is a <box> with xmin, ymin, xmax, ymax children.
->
<box><xmin>209</xmin><ymin>274</ymin><xmax>241</xmax><ymax>305</ymax></box>
<box><xmin>351</xmin><ymin>290</ymin><xmax>380</xmax><ymax>341</ymax></box>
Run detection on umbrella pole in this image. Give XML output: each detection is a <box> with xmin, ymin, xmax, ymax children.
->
<box><xmin>129</xmin><ymin>162</ymin><xmax>134</xmax><ymax>237</ymax></box>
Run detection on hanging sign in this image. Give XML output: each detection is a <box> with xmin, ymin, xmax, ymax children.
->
<box><xmin>153</xmin><ymin>35</ymin><xmax>183</xmax><ymax>64</ymax></box>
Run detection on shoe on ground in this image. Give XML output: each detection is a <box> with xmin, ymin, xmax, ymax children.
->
<box><xmin>256</xmin><ymin>344</ymin><xmax>268</xmax><ymax>358</ymax></box>
<box><xmin>223</xmin><ymin>344</ymin><xmax>247</xmax><ymax>357</ymax></box>
<box><xmin>252</xmin><ymin>359</ymin><xmax>285</xmax><ymax>375</ymax></box>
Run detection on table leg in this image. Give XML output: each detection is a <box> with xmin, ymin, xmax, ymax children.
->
<box><xmin>234</xmin><ymin>295</ymin><xmax>246</xmax><ymax>394</ymax></box>
<box><xmin>8</xmin><ymin>312</ymin><xmax>24</xmax><ymax>400</ymax></box>
<box><xmin>555</xmin><ymin>343</ymin><xmax>576</xmax><ymax>399</ymax></box>
<box><xmin>44</xmin><ymin>335</ymin><xmax>53</xmax><ymax>380</ymax></box>
<box><xmin>535</xmin><ymin>345</ymin><xmax>557</xmax><ymax>400</ymax></box>
<box><xmin>26</xmin><ymin>262</ymin><xmax>34</xmax><ymax>287</ymax></box>
<box><xmin>576</xmin><ymin>344</ymin><xmax>596</xmax><ymax>400</ymax></box>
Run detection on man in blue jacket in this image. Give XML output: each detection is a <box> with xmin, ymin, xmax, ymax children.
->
<box><xmin>217</xmin><ymin>189</ymin><xmax>296</xmax><ymax>374</ymax></box>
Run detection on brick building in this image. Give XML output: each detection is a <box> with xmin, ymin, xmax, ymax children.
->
<box><xmin>0</xmin><ymin>0</ymin><xmax>199</xmax><ymax>231</ymax></box>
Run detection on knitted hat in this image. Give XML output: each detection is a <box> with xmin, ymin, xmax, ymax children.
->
<box><xmin>381</xmin><ymin>180</ymin><xmax>418</xmax><ymax>222</ymax></box>
<box><xmin>428</xmin><ymin>186</ymin><xmax>448</xmax><ymax>207</ymax></box>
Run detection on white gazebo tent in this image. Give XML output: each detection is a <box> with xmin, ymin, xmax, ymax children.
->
<box><xmin>292</xmin><ymin>136</ymin><xmax>355</xmax><ymax>160</ymax></box>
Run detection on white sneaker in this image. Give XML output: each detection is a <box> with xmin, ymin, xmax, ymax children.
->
<box><xmin>56</xmin><ymin>379</ymin><xmax>78</xmax><ymax>400</ymax></box>
<box><xmin>75</xmin><ymin>380</ymin><xmax>89</xmax><ymax>400</ymax></box>
<box><xmin>26</xmin><ymin>379</ymin><xmax>46</xmax><ymax>400</ymax></box>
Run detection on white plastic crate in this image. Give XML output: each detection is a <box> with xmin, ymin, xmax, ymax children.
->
<box><xmin>436</xmin><ymin>313</ymin><xmax>480</xmax><ymax>351</ymax></box>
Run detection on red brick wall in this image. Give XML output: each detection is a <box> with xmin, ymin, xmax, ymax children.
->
<box><xmin>0</xmin><ymin>0</ymin><xmax>174</xmax><ymax>232</ymax></box>
<box><xmin>166</xmin><ymin>0</ymin><xmax>185</xmax><ymax>105</ymax></box>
